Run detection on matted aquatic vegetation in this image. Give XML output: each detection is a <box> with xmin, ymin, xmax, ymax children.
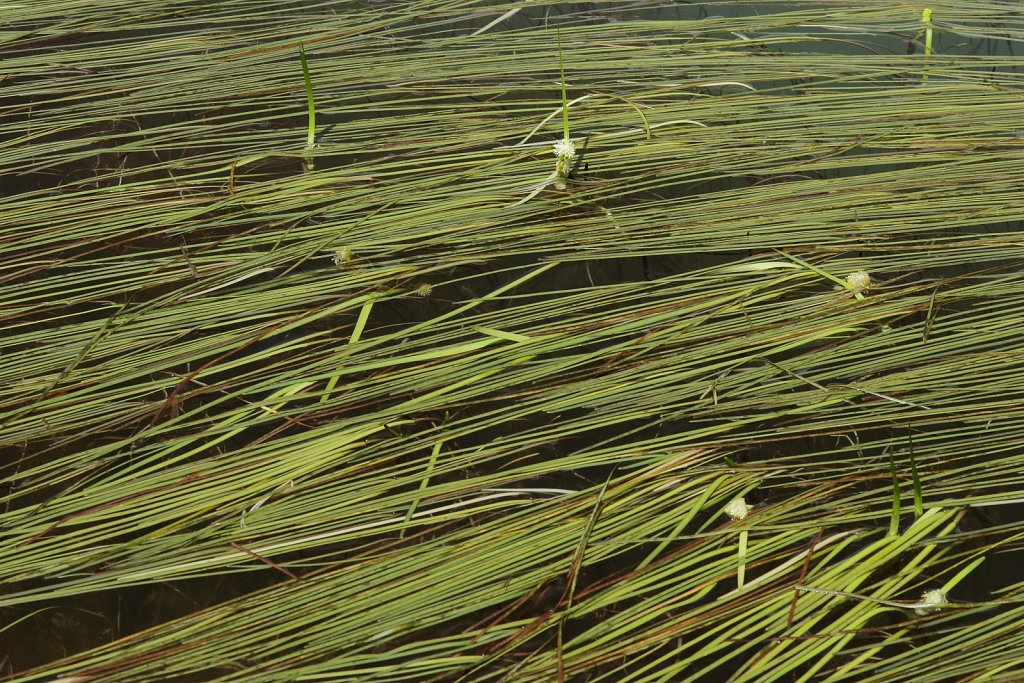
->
<box><xmin>3</xmin><ymin>0</ymin><xmax>1024</xmax><ymax>680</ymax></box>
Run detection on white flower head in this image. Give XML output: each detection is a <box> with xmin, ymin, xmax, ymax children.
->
<box><xmin>553</xmin><ymin>137</ymin><xmax>576</xmax><ymax>161</ymax></box>
<box><xmin>846</xmin><ymin>271</ymin><xmax>872</xmax><ymax>293</ymax></box>
<box><xmin>411</xmin><ymin>283</ymin><xmax>433</xmax><ymax>297</ymax></box>
<box><xmin>724</xmin><ymin>497</ymin><xmax>751</xmax><ymax>521</ymax></box>
<box><xmin>915</xmin><ymin>588</ymin><xmax>948</xmax><ymax>615</ymax></box>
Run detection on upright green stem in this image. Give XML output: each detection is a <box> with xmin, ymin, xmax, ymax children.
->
<box><xmin>887</xmin><ymin>449</ymin><xmax>902</xmax><ymax>536</ymax></box>
<box><xmin>556</xmin><ymin>27</ymin><xmax>569</xmax><ymax>140</ymax></box>
<box><xmin>299</xmin><ymin>42</ymin><xmax>316</xmax><ymax>170</ymax></box>
<box><xmin>922</xmin><ymin>9</ymin><xmax>933</xmax><ymax>84</ymax></box>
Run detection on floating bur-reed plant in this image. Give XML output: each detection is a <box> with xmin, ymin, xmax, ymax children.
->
<box><xmin>552</xmin><ymin>27</ymin><xmax>576</xmax><ymax>191</ymax></box>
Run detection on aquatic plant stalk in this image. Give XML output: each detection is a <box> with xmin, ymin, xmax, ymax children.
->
<box><xmin>299</xmin><ymin>42</ymin><xmax>316</xmax><ymax>169</ymax></box>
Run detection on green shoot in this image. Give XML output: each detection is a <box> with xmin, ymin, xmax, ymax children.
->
<box><xmin>550</xmin><ymin>27</ymin><xmax>577</xmax><ymax>191</ymax></box>
<box><xmin>299</xmin><ymin>42</ymin><xmax>316</xmax><ymax>168</ymax></box>
<box><xmin>887</xmin><ymin>449</ymin><xmax>901</xmax><ymax>536</ymax></box>
<box><xmin>922</xmin><ymin>9</ymin><xmax>933</xmax><ymax>83</ymax></box>
<box><xmin>511</xmin><ymin>27</ymin><xmax>590</xmax><ymax>204</ymax></box>
<box><xmin>723</xmin><ymin>497</ymin><xmax>751</xmax><ymax>588</ymax></box>
<box><xmin>556</xmin><ymin>27</ymin><xmax>569</xmax><ymax>141</ymax></box>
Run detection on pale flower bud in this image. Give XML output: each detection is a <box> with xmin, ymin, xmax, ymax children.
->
<box><xmin>846</xmin><ymin>271</ymin><xmax>872</xmax><ymax>293</ymax></box>
<box><xmin>915</xmin><ymin>588</ymin><xmax>948</xmax><ymax>615</ymax></box>
<box><xmin>724</xmin><ymin>497</ymin><xmax>750</xmax><ymax>521</ymax></box>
